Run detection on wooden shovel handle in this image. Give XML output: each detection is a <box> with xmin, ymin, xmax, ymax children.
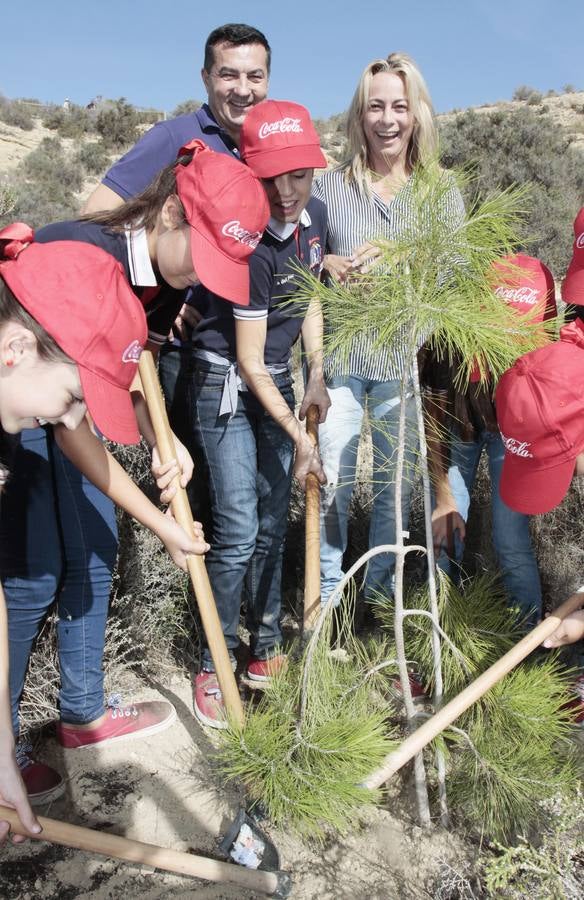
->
<box><xmin>364</xmin><ymin>589</ymin><xmax>584</xmax><ymax>789</ymax></box>
<box><xmin>138</xmin><ymin>351</ymin><xmax>244</xmax><ymax>727</ymax></box>
<box><xmin>0</xmin><ymin>806</ymin><xmax>281</xmax><ymax>894</ymax></box>
<box><xmin>303</xmin><ymin>405</ymin><xmax>321</xmax><ymax>630</ymax></box>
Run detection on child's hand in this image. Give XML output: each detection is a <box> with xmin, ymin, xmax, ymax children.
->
<box><xmin>151</xmin><ymin>435</ymin><xmax>194</xmax><ymax>504</ymax></box>
<box><xmin>543</xmin><ymin>609</ymin><xmax>584</xmax><ymax>648</ymax></box>
<box><xmin>0</xmin><ymin>753</ymin><xmax>41</xmax><ymax>845</ymax></box>
<box><xmin>156</xmin><ymin>514</ymin><xmax>209</xmax><ymax>570</ymax></box>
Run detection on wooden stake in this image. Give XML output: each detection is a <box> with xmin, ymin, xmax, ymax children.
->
<box><xmin>138</xmin><ymin>351</ymin><xmax>244</xmax><ymax>727</ymax></box>
<box><xmin>0</xmin><ymin>807</ymin><xmax>288</xmax><ymax>896</ymax></box>
<box><xmin>364</xmin><ymin>589</ymin><xmax>584</xmax><ymax>790</ymax></box>
<box><xmin>303</xmin><ymin>405</ymin><xmax>321</xmax><ymax>631</ymax></box>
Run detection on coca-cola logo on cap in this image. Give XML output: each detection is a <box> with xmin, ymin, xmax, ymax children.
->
<box><xmin>222</xmin><ymin>221</ymin><xmax>262</xmax><ymax>249</ymax></box>
<box><xmin>121</xmin><ymin>340</ymin><xmax>143</xmax><ymax>364</ymax></box>
<box><xmin>258</xmin><ymin>118</ymin><xmax>303</xmax><ymax>139</ymax></box>
<box><xmin>500</xmin><ymin>431</ymin><xmax>533</xmax><ymax>459</ymax></box>
<box><xmin>576</xmin><ymin>231</ymin><xmax>584</xmax><ymax>250</ymax></box>
<box><xmin>495</xmin><ymin>285</ymin><xmax>540</xmax><ymax>305</ymax></box>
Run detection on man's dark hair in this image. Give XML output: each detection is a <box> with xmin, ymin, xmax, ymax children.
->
<box><xmin>204</xmin><ymin>23</ymin><xmax>271</xmax><ymax>74</ymax></box>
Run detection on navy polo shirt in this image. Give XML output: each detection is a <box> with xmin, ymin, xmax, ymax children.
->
<box><xmin>102</xmin><ymin>104</ymin><xmax>239</xmax><ymax>200</ymax></box>
<box><xmin>194</xmin><ymin>196</ymin><xmax>327</xmax><ymax>366</ymax></box>
<box><xmin>35</xmin><ymin>220</ymin><xmax>185</xmax><ymax>343</ymax></box>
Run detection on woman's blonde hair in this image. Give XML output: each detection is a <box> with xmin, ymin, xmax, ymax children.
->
<box><xmin>344</xmin><ymin>52</ymin><xmax>438</xmax><ymax>193</ymax></box>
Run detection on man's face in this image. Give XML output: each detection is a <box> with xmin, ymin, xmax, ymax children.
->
<box><xmin>202</xmin><ymin>41</ymin><xmax>269</xmax><ymax>143</ymax></box>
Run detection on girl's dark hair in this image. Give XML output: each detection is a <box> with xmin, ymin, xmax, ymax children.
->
<box><xmin>84</xmin><ymin>152</ymin><xmax>192</xmax><ymax>232</ymax></box>
<box><xmin>0</xmin><ymin>277</ymin><xmax>71</xmax><ymax>363</ymax></box>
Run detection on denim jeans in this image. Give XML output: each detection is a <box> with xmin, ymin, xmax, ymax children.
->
<box><xmin>438</xmin><ymin>427</ymin><xmax>541</xmax><ymax>626</ymax></box>
<box><xmin>191</xmin><ymin>364</ymin><xmax>295</xmax><ymax>669</ymax></box>
<box><xmin>0</xmin><ymin>428</ymin><xmax>118</xmax><ymax>734</ymax></box>
<box><xmin>159</xmin><ymin>344</ymin><xmax>212</xmax><ymax>531</ymax></box>
<box><xmin>319</xmin><ymin>375</ymin><xmax>418</xmax><ymax>604</ymax></box>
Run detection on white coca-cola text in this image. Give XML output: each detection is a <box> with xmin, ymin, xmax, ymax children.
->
<box><xmin>494</xmin><ymin>285</ymin><xmax>540</xmax><ymax>305</ymax></box>
<box><xmin>221</xmin><ymin>221</ymin><xmax>262</xmax><ymax>249</ymax></box>
<box><xmin>500</xmin><ymin>431</ymin><xmax>533</xmax><ymax>458</ymax></box>
<box><xmin>258</xmin><ymin>117</ymin><xmax>303</xmax><ymax>139</ymax></box>
<box><xmin>576</xmin><ymin>231</ymin><xmax>584</xmax><ymax>250</ymax></box>
<box><xmin>121</xmin><ymin>340</ymin><xmax>143</xmax><ymax>363</ymax></box>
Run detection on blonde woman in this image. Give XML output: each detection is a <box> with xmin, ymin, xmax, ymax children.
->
<box><xmin>314</xmin><ymin>53</ymin><xmax>465</xmax><ymax>607</ymax></box>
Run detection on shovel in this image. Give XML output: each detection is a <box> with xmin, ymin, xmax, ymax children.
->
<box><xmin>303</xmin><ymin>405</ymin><xmax>321</xmax><ymax>632</ymax></box>
<box><xmin>0</xmin><ymin>806</ymin><xmax>291</xmax><ymax>897</ymax></box>
<box><xmin>138</xmin><ymin>351</ymin><xmax>244</xmax><ymax>727</ymax></box>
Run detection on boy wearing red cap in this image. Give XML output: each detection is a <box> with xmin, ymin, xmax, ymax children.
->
<box><xmin>191</xmin><ymin>100</ymin><xmax>330</xmax><ymax>727</ymax></box>
<box><xmin>497</xmin><ymin>312</ymin><xmax>584</xmax><ymax>719</ymax></box>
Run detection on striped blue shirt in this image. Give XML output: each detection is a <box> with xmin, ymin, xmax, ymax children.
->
<box><xmin>312</xmin><ymin>166</ymin><xmax>465</xmax><ymax>381</ymax></box>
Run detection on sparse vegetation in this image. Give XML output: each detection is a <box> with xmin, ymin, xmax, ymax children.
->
<box><xmin>96</xmin><ymin>97</ymin><xmax>140</xmax><ymax>149</ymax></box>
<box><xmin>0</xmin><ymin>95</ymin><xmax>34</xmax><ymax>130</ymax></box>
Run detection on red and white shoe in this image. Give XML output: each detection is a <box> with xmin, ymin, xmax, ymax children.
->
<box><xmin>391</xmin><ymin>673</ymin><xmax>428</xmax><ymax>704</ymax></box>
<box><xmin>16</xmin><ymin>743</ymin><xmax>65</xmax><ymax>805</ymax></box>
<box><xmin>57</xmin><ymin>696</ymin><xmax>176</xmax><ymax>749</ymax></box>
<box><xmin>247</xmin><ymin>654</ymin><xmax>287</xmax><ymax>683</ymax></box>
<box><xmin>193</xmin><ymin>671</ymin><xmax>228</xmax><ymax>730</ymax></box>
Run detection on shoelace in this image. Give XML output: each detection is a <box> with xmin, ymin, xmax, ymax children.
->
<box><xmin>106</xmin><ymin>693</ymin><xmax>138</xmax><ymax>718</ymax></box>
<box><xmin>15</xmin><ymin>741</ymin><xmax>34</xmax><ymax>771</ymax></box>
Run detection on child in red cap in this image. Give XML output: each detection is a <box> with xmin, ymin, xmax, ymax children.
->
<box><xmin>0</xmin><ymin>143</ymin><xmax>269</xmax><ymax>802</ymax></box>
<box><xmin>191</xmin><ymin>100</ymin><xmax>330</xmax><ymax>727</ymax></box>
<box><xmin>0</xmin><ymin>241</ymin><xmax>209</xmax><ymax>843</ymax></box>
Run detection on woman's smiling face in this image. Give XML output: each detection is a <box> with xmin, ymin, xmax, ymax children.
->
<box><xmin>363</xmin><ymin>71</ymin><xmax>414</xmax><ymax>169</ymax></box>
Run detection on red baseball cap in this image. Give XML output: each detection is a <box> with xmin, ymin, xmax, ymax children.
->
<box><xmin>562</xmin><ymin>207</ymin><xmax>584</xmax><ymax>306</ymax></box>
<box><xmin>0</xmin><ymin>237</ymin><xmax>147</xmax><ymax>444</ymax></box>
<box><xmin>175</xmin><ymin>140</ymin><xmax>269</xmax><ymax>306</ymax></box>
<box><xmin>496</xmin><ymin>319</ymin><xmax>584</xmax><ymax>514</ymax></box>
<box><xmin>240</xmin><ymin>100</ymin><xmax>327</xmax><ymax>178</ymax></box>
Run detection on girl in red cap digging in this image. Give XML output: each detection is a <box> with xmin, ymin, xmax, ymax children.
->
<box><xmin>0</xmin><ymin>143</ymin><xmax>269</xmax><ymax>802</ymax></box>
<box><xmin>189</xmin><ymin>100</ymin><xmax>330</xmax><ymax>728</ymax></box>
<box><xmin>0</xmin><ymin>240</ymin><xmax>212</xmax><ymax>843</ymax></box>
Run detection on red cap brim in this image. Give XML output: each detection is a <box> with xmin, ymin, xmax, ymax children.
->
<box><xmin>190</xmin><ymin>228</ymin><xmax>250</xmax><ymax>306</ymax></box>
<box><xmin>499</xmin><ymin>452</ymin><xmax>575</xmax><ymax>514</ymax></box>
<box><xmin>79</xmin><ymin>367</ymin><xmax>140</xmax><ymax>445</ymax></box>
<box><xmin>562</xmin><ymin>265</ymin><xmax>584</xmax><ymax>306</ymax></box>
<box><xmin>244</xmin><ymin>145</ymin><xmax>327</xmax><ymax>179</ymax></box>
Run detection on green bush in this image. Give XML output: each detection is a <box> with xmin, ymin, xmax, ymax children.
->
<box><xmin>43</xmin><ymin>103</ymin><xmax>95</xmax><ymax>139</ymax></box>
<box><xmin>0</xmin><ymin>96</ymin><xmax>34</xmax><ymax>130</ymax></box>
<box><xmin>75</xmin><ymin>140</ymin><xmax>111</xmax><ymax>175</ymax></box>
<box><xmin>0</xmin><ymin>137</ymin><xmax>84</xmax><ymax>228</ymax></box>
<box><xmin>171</xmin><ymin>99</ymin><xmax>202</xmax><ymax>117</ymax></box>
<box><xmin>439</xmin><ymin>106</ymin><xmax>584</xmax><ymax>273</ymax></box>
<box><xmin>96</xmin><ymin>97</ymin><xmax>139</xmax><ymax>149</ymax></box>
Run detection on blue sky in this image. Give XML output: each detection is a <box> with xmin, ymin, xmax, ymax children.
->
<box><xmin>1</xmin><ymin>1</ymin><xmax>582</xmax><ymax>118</ymax></box>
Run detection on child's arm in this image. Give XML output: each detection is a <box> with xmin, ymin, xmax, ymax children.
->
<box><xmin>54</xmin><ymin>420</ymin><xmax>208</xmax><ymax>570</ymax></box>
<box><xmin>298</xmin><ymin>296</ymin><xmax>331</xmax><ymax>425</ymax></box>
<box><xmin>543</xmin><ymin>596</ymin><xmax>584</xmax><ymax>647</ymax></box>
<box><xmin>0</xmin><ymin>584</ymin><xmax>41</xmax><ymax>844</ymax></box>
<box><xmin>235</xmin><ymin>317</ymin><xmax>326</xmax><ymax>490</ymax></box>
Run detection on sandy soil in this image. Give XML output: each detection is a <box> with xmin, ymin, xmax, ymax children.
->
<box><xmin>0</xmin><ymin>676</ymin><xmax>472</xmax><ymax>900</ymax></box>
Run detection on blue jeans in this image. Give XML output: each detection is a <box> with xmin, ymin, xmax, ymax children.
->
<box><xmin>1</xmin><ymin>428</ymin><xmax>118</xmax><ymax>735</ymax></box>
<box><xmin>319</xmin><ymin>375</ymin><xmax>418</xmax><ymax>604</ymax></box>
<box><xmin>192</xmin><ymin>364</ymin><xmax>295</xmax><ymax>670</ymax></box>
<box><xmin>438</xmin><ymin>428</ymin><xmax>541</xmax><ymax>626</ymax></box>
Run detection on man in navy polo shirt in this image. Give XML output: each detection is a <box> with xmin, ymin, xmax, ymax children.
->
<box><xmin>83</xmin><ymin>23</ymin><xmax>271</xmax><ymax>521</ymax></box>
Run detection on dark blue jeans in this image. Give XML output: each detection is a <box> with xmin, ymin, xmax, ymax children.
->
<box><xmin>0</xmin><ymin>428</ymin><xmax>118</xmax><ymax>734</ymax></box>
<box><xmin>192</xmin><ymin>364</ymin><xmax>294</xmax><ymax>670</ymax></box>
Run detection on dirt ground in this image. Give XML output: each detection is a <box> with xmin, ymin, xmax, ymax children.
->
<box><xmin>0</xmin><ymin>676</ymin><xmax>472</xmax><ymax>900</ymax></box>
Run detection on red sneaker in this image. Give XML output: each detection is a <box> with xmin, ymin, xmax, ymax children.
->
<box><xmin>391</xmin><ymin>673</ymin><xmax>427</xmax><ymax>704</ymax></box>
<box><xmin>194</xmin><ymin>671</ymin><xmax>228</xmax><ymax>730</ymax></box>
<box><xmin>57</xmin><ymin>698</ymin><xmax>176</xmax><ymax>749</ymax></box>
<box><xmin>564</xmin><ymin>675</ymin><xmax>584</xmax><ymax>726</ymax></box>
<box><xmin>247</xmin><ymin>654</ymin><xmax>287</xmax><ymax>683</ymax></box>
<box><xmin>16</xmin><ymin>743</ymin><xmax>65</xmax><ymax>806</ymax></box>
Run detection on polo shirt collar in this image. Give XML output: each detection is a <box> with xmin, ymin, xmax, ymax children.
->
<box><xmin>196</xmin><ymin>103</ymin><xmax>221</xmax><ymax>132</ymax></box>
<box><xmin>266</xmin><ymin>208</ymin><xmax>312</xmax><ymax>242</ymax></box>
<box><xmin>125</xmin><ymin>227</ymin><xmax>158</xmax><ymax>287</ymax></box>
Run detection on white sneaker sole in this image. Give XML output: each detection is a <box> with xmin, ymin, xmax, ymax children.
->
<box><xmin>194</xmin><ymin>700</ymin><xmax>228</xmax><ymax>730</ymax></box>
<box><xmin>28</xmin><ymin>779</ymin><xmax>66</xmax><ymax>806</ymax></box>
